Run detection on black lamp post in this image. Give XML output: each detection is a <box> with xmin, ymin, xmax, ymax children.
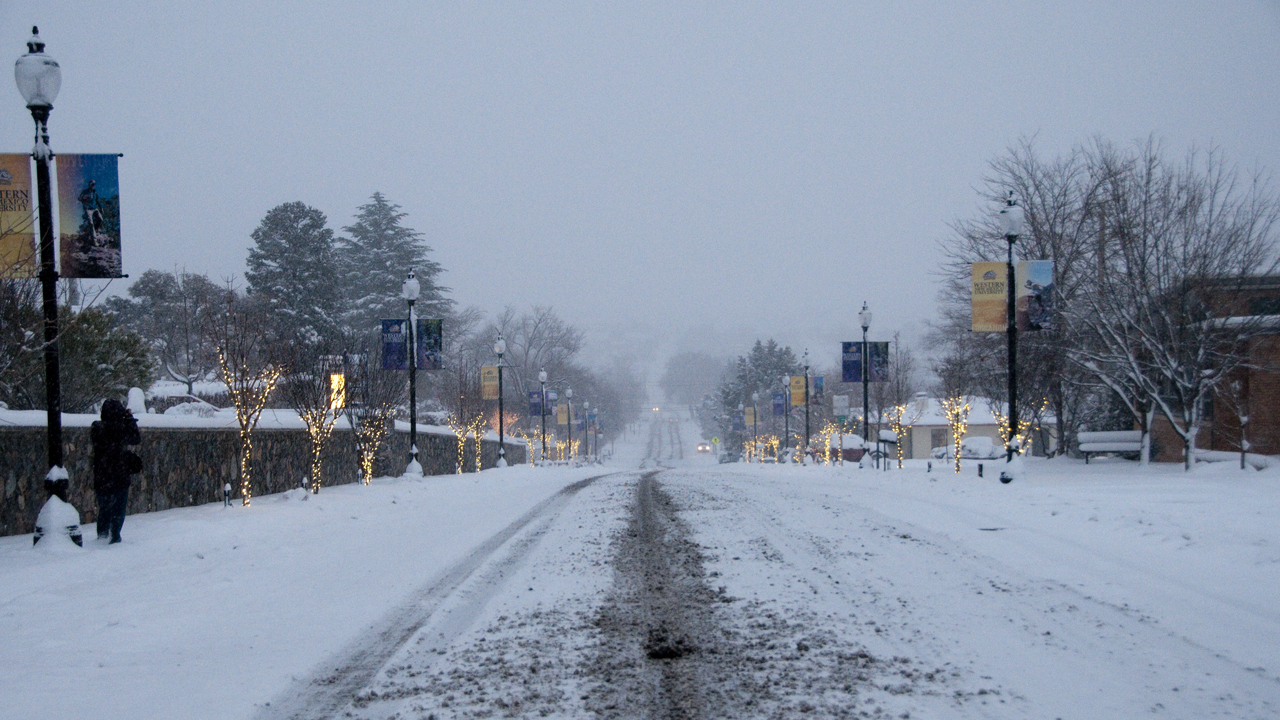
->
<box><xmin>998</xmin><ymin>192</ymin><xmax>1025</xmax><ymax>484</ymax></box>
<box><xmin>751</xmin><ymin>391</ymin><xmax>759</xmax><ymax>461</ymax></box>
<box><xmin>803</xmin><ymin>349</ymin><xmax>810</xmax><ymax>465</ymax></box>
<box><xmin>494</xmin><ymin>334</ymin><xmax>506</xmax><ymax>467</ymax></box>
<box><xmin>565</xmin><ymin>386</ymin><xmax>574</xmax><ymax>463</ymax></box>
<box><xmin>582</xmin><ymin>401</ymin><xmax>590</xmax><ymax>461</ymax></box>
<box><xmin>15</xmin><ymin>28</ymin><xmax>64</xmax><ymax>492</ymax></box>
<box><xmin>538</xmin><ymin>368</ymin><xmax>547</xmax><ymax>464</ymax></box>
<box><xmin>859</xmin><ymin>302</ymin><xmax>872</xmax><ymax>464</ymax></box>
<box><xmin>402</xmin><ymin>269</ymin><xmax>421</xmax><ymax>474</ymax></box>
<box><xmin>781</xmin><ymin>375</ymin><xmax>790</xmax><ymax>457</ymax></box>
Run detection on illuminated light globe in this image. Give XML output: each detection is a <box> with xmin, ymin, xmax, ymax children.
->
<box><xmin>14</xmin><ymin>27</ymin><xmax>60</xmax><ymax>109</ymax></box>
<box><xmin>998</xmin><ymin>194</ymin><xmax>1024</xmax><ymax>239</ymax></box>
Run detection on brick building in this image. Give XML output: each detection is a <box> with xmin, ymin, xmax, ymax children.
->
<box><xmin>1152</xmin><ymin>276</ymin><xmax>1280</xmax><ymax>462</ymax></box>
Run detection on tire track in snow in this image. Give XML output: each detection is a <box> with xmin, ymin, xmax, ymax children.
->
<box><xmin>254</xmin><ymin>472</ymin><xmax>626</xmax><ymax>720</ymax></box>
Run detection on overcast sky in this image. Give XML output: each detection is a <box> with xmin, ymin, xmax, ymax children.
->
<box><xmin>4</xmin><ymin>1</ymin><xmax>1279</xmax><ymax>381</ymax></box>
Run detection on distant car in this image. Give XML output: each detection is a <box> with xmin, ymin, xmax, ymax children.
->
<box><xmin>697</xmin><ymin>443</ymin><xmax>712</xmax><ymax>453</ymax></box>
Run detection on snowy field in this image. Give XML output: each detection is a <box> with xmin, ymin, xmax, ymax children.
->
<box><xmin>3</xmin><ymin>415</ymin><xmax>1279</xmax><ymax>719</ymax></box>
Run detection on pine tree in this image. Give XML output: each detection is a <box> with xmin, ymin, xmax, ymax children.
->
<box><xmin>337</xmin><ymin>192</ymin><xmax>451</xmax><ymax>335</ymax></box>
<box><xmin>245</xmin><ymin>202</ymin><xmax>341</xmax><ymax>342</ymax></box>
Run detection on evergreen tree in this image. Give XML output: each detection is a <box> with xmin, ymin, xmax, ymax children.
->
<box><xmin>337</xmin><ymin>192</ymin><xmax>451</xmax><ymax>335</ymax></box>
<box><xmin>245</xmin><ymin>202</ymin><xmax>341</xmax><ymax>342</ymax></box>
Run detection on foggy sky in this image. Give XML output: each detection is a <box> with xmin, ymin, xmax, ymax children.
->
<box><xmin>4</xmin><ymin>1</ymin><xmax>1278</xmax><ymax>381</ymax></box>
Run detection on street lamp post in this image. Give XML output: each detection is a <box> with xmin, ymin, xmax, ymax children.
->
<box><xmin>803</xmin><ymin>350</ymin><xmax>810</xmax><ymax>465</ymax></box>
<box><xmin>998</xmin><ymin>192</ymin><xmax>1025</xmax><ymax>484</ymax></box>
<box><xmin>402</xmin><ymin>270</ymin><xmax>421</xmax><ymax>474</ymax></box>
<box><xmin>582</xmin><ymin>401</ymin><xmax>590</xmax><ymax>461</ymax></box>
<box><xmin>538</xmin><ymin>368</ymin><xmax>548</xmax><ymax>464</ymax></box>
<box><xmin>736</xmin><ymin>402</ymin><xmax>744</xmax><ymax>458</ymax></box>
<box><xmin>566</xmin><ymin>387</ymin><xmax>574</xmax><ymax>463</ymax></box>
<box><xmin>494</xmin><ymin>335</ymin><xmax>506</xmax><ymax>467</ymax></box>
<box><xmin>751</xmin><ymin>391</ymin><xmax>759</xmax><ymax>461</ymax></box>
<box><xmin>15</xmin><ymin>28</ymin><xmax>65</xmax><ymax>494</ymax></box>
<box><xmin>859</xmin><ymin>302</ymin><xmax>872</xmax><ymax>466</ymax></box>
<box><xmin>781</xmin><ymin>375</ymin><xmax>790</xmax><ymax>459</ymax></box>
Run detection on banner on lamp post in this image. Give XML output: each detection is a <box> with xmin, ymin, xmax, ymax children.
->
<box><xmin>841</xmin><ymin>342</ymin><xmax>890</xmax><ymax>382</ymax></box>
<box><xmin>744</xmin><ymin>406</ymin><xmax>755</xmax><ymax>427</ymax></box>
<box><xmin>867</xmin><ymin>342</ymin><xmax>889</xmax><ymax>382</ymax></box>
<box><xmin>972</xmin><ymin>261</ymin><xmax>1054</xmax><ymax>332</ymax></box>
<box><xmin>416</xmin><ymin>319</ymin><xmax>443</xmax><ymax>370</ymax></box>
<box><xmin>480</xmin><ymin>366</ymin><xmax>499</xmax><ymax>399</ymax></box>
<box><xmin>557</xmin><ymin>402</ymin><xmax>568</xmax><ymax>425</ymax></box>
<box><xmin>810</xmin><ymin>376</ymin><xmax>824</xmax><ymax>400</ymax></box>
<box><xmin>971</xmin><ymin>262</ymin><xmax>1006</xmax><ymax>332</ymax></box>
<box><xmin>772</xmin><ymin>392</ymin><xmax>785</xmax><ymax>416</ymax></box>
<box><xmin>381</xmin><ymin>319</ymin><xmax>407</xmax><ymax>370</ymax></box>
<box><xmin>1017</xmin><ymin>260</ymin><xmax>1054</xmax><ymax>332</ymax></box>
<box><xmin>0</xmin><ymin>154</ymin><xmax>36</xmax><ymax>278</ymax></box>
<box><xmin>841</xmin><ymin>342</ymin><xmax>861</xmax><ymax>383</ymax></box>
<box><xmin>57</xmin><ymin>154</ymin><xmax>123</xmax><ymax>279</ymax></box>
<box><xmin>529</xmin><ymin>391</ymin><xmax>543</xmax><ymax>418</ymax></box>
<box><xmin>789</xmin><ymin>376</ymin><xmax>806</xmax><ymax>407</ymax></box>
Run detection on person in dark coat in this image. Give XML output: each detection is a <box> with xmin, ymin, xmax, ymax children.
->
<box><xmin>91</xmin><ymin>398</ymin><xmax>141</xmax><ymax>543</ymax></box>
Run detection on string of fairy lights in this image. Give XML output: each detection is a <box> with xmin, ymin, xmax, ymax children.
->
<box><xmin>216</xmin><ymin>349</ymin><xmax>281</xmax><ymax>506</ymax></box>
<box><xmin>940</xmin><ymin>396</ymin><xmax>971</xmax><ymax>474</ymax></box>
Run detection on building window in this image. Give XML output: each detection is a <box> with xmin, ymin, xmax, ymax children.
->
<box><xmin>931</xmin><ymin>428</ymin><xmax>947</xmax><ymax>449</ymax></box>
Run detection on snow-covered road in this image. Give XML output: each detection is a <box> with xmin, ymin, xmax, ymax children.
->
<box><xmin>4</xmin><ymin>414</ymin><xmax>1279</xmax><ymax>719</ymax></box>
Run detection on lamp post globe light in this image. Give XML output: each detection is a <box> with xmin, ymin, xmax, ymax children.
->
<box><xmin>565</xmin><ymin>387</ymin><xmax>574</xmax><ymax>463</ymax></box>
<box><xmin>494</xmin><ymin>335</ymin><xmax>507</xmax><ymax>467</ymax></box>
<box><xmin>15</xmin><ymin>28</ymin><xmax>68</xmax><ymax>501</ymax></box>
<box><xmin>402</xmin><ymin>269</ymin><xmax>421</xmax><ymax>475</ymax></box>
<box><xmin>538</xmin><ymin>368</ymin><xmax>548</xmax><ymax>464</ymax></box>
<box><xmin>858</xmin><ymin>302</ymin><xmax>872</xmax><ymax>466</ymax></box>
<box><xmin>998</xmin><ymin>192</ymin><xmax>1025</xmax><ymax>484</ymax></box>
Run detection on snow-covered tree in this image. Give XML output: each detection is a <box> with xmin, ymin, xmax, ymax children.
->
<box><xmin>337</xmin><ymin>193</ymin><xmax>451</xmax><ymax>336</ymax></box>
<box><xmin>105</xmin><ymin>269</ymin><xmax>221</xmax><ymax>395</ymax></box>
<box><xmin>245</xmin><ymin>202</ymin><xmax>341</xmax><ymax>343</ymax></box>
<box><xmin>204</xmin><ymin>287</ymin><xmax>279</xmax><ymax>505</ymax></box>
<box><xmin>1065</xmin><ymin>141</ymin><xmax>1279</xmax><ymax>469</ymax></box>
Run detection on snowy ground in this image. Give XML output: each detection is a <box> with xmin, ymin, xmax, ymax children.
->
<box><xmin>3</xmin><ymin>414</ymin><xmax>1279</xmax><ymax>719</ymax></box>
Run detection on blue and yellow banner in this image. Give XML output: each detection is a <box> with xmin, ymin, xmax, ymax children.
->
<box><xmin>57</xmin><ymin>154</ymin><xmax>122</xmax><ymax>278</ymax></box>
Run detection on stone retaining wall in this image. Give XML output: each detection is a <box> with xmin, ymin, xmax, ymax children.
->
<box><xmin>0</xmin><ymin>425</ymin><xmax>525</xmax><ymax>538</ymax></box>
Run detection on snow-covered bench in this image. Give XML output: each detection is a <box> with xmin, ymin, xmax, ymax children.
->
<box><xmin>1078</xmin><ymin>430</ymin><xmax>1142</xmax><ymax>464</ymax></box>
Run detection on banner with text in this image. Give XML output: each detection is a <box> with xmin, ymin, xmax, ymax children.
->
<box><xmin>971</xmin><ymin>262</ymin><xmax>1006</xmax><ymax>332</ymax></box>
<box><xmin>529</xmin><ymin>391</ymin><xmax>543</xmax><ymax>418</ymax></box>
<box><xmin>381</xmin><ymin>319</ymin><xmax>408</xmax><ymax>370</ymax></box>
<box><xmin>57</xmin><ymin>154</ymin><xmax>123</xmax><ymax>278</ymax></box>
<box><xmin>773</xmin><ymin>392</ymin><xmax>785</xmax><ymax>416</ymax></box>
<box><xmin>0</xmin><ymin>154</ymin><xmax>36</xmax><ymax>278</ymax></box>
<box><xmin>841</xmin><ymin>342</ymin><xmax>890</xmax><ymax>382</ymax></box>
<box><xmin>480</xmin><ymin>366</ymin><xmax>499</xmax><ymax>399</ymax></box>
<box><xmin>789</xmin><ymin>375</ymin><xmax>806</xmax><ymax>406</ymax></box>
